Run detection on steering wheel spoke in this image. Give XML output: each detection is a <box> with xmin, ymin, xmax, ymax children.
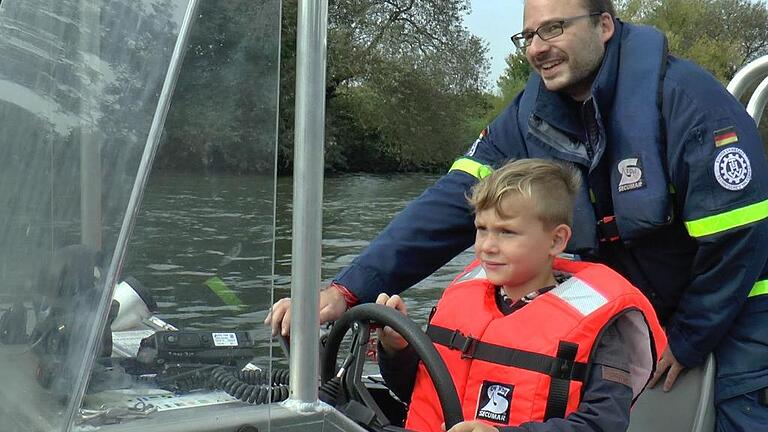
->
<box><xmin>342</xmin><ymin>320</ymin><xmax>391</xmax><ymax>429</ymax></box>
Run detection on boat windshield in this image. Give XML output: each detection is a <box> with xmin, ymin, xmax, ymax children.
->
<box><xmin>0</xmin><ymin>0</ymin><xmax>281</xmax><ymax>430</ymax></box>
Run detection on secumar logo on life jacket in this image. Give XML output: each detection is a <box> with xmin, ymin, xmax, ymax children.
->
<box><xmin>475</xmin><ymin>381</ymin><xmax>513</xmax><ymax>424</ymax></box>
<box><xmin>617</xmin><ymin>157</ymin><xmax>645</xmax><ymax>192</ymax></box>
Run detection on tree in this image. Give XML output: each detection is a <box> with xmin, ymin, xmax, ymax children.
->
<box><xmin>157</xmin><ymin>0</ymin><xmax>281</xmax><ymax>174</ymax></box>
<box><xmin>280</xmin><ymin>0</ymin><xmax>491</xmax><ymax>173</ymax></box>
<box><xmin>464</xmin><ymin>50</ymin><xmax>531</xmax><ymax>137</ymax></box>
<box><xmin>329</xmin><ymin>55</ymin><xmax>491</xmax><ymax>172</ymax></box>
<box><xmin>148</xmin><ymin>0</ymin><xmax>490</xmax><ymax>174</ymax></box>
<box><xmin>617</xmin><ymin>0</ymin><xmax>768</xmax><ymax>81</ymax></box>
<box><xmin>324</xmin><ymin>0</ymin><xmax>486</xmax><ymax>97</ymax></box>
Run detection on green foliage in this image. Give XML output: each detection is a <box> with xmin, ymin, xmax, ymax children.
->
<box><xmin>156</xmin><ymin>0</ymin><xmax>281</xmax><ymax>174</ymax></box>
<box><xmin>151</xmin><ymin>0</ymin><xmax>768</xmax><ymax>174</ymax></box>
<box><xmin>462</xmin><ymin>51</ymin><xmax>531</xmax><ymax>137</ymax></box>
<box><xmin>326</xmin><ymin>53</ymin><xmax>491</xmax><ymax>172</ymax></box>
<box><xmin>490</xmin><ymin>52</ymin><xmax>531</xmax><ymax>121</ymax></box>
<box><xmin>618</xmin><ymin>0</ymin><xmax>768</xmax><ymax>82</ymax></box>
<box><xmin>281</xmin><ymin>0</ymin><xmax>492</xmax><ymax>173</ymax></box>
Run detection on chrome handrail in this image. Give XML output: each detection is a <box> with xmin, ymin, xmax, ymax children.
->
<box><xmin>727</xmin><ymin>55</ymin><xmax>768</xmax><ymax>99</ymax></box>
<box><xmin>727</xmin><ymin>55</ymin><xmax>768</xmax><ymax>125</ymax></box>
<box><xmin>747</xmin><ymin>75</ymin><xmax>768</xmax><ymax>125</ymax></box>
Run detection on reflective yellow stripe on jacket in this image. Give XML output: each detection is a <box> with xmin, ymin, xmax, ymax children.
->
<box><xmin>449</xmin><ymin>158</ymin><xmax>493</xmax><ymax>179</ymax></box>
<box><xmin>683</xmin><ymin>200</ymin><xmax>768</xmax><ymax>298</ymax></box>
<box><xmin>683</xmin><ymin>198</ymin><xmax>768</xmax><ymax>238</ymax></box>
<box><xmin>750</xmin><ymin>280</ymin><xmax>768</xmax><ymax>298</ymax></box>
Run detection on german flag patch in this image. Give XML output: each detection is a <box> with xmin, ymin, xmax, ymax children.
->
<box><xmin>714</xmin><ymin>126</ymin><xmax>738</xmax><ymax>147</ymax></box>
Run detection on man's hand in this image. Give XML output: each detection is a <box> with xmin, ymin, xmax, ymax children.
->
<box><xmin>375</xmin><ymin>293</ymin><xmax>409</xmax><ymax>353</ymax></box>
<box><xmin>648</xmin><ymin>345</ymin><xmax>686</xmax><ymax>392</ymax></box>
<box><xmin>264</xmin><ymin>285</ymin><xmax>348</xmax><ymax>337</ymax></box>
<box><xmin>444</xmin><ymin>420</ymin><xmax>499</xmax><ymax>432</ymax></box>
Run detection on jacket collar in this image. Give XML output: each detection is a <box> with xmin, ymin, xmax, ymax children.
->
<box><xmin>591</xmin><ymin>20</ymin><xmax>623</xmax><ymax>119</ymax></box>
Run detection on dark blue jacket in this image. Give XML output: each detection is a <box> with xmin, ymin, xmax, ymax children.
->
<box><xmin>336</xmin><ymin>20</ymin><xmax>768</xmax><ymax>401</ymax></box>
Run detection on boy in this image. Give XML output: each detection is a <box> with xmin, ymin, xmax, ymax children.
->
<box><xmin>376</xmin><ymin>159</ymin><xmax>666</xmax><ymax>432</ymax></box>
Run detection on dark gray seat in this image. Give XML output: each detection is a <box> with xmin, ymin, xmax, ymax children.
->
<box><xmin>627</xmin><ymin>353</ymin><xmax>715</xmax><ymax>432</ymax></box>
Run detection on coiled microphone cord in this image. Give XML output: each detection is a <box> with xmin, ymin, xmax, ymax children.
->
<box><xmin>211</xmin><ymin>366</ymin><xmax>290</xmax><ymax>404</ymax></box>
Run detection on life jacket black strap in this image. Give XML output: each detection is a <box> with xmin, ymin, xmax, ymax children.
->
<box><xmin>427</xmin><ymin>325</ymin><xmax>585</xmax><ymax>420</ymax></box>
<box><xmin>543</xmin><ymin>341</ymin><xmax>579</xmax><ymax>420</ymax></box>
<box><xmin>426</xmin><ymin>325</ymin><xmax>587</xmax><ymax>382</ymax></box>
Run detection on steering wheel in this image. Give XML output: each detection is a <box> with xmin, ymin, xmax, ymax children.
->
<box><xmin>320</xmin><ymin>303</ymin><xmax>464</xmax><ymax>431</ymax></box>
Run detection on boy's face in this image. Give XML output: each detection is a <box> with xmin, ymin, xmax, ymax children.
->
<box><xmin>474</xmin><ymin>195</ymin><xmax>568</xmax><ymax>292</ymax></box>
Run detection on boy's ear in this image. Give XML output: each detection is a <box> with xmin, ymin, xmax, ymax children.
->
<box><xmin>550</xmin><ymin>224</ymin><xmax>572</xmax><ymax>256</ymax></box>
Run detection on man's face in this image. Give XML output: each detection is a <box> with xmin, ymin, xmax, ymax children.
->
<box><xmin>522</xmin><ymin>0</ymin><xmax>614</xmax><ymax>100</ymax></box>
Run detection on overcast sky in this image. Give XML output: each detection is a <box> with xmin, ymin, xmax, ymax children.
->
<box><xmin>465</xmin><ymin>0</ymin><xmax>524</xmax><ymax>89</ymax></box>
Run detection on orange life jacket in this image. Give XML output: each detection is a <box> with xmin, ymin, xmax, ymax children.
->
<box><xmin>405</xmin><ymin>258</ymin><xmax>667</xmax><ymax>432</ymax></box>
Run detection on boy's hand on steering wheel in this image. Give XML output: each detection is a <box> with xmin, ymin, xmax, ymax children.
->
<box><xmin>375</xmin><ymin>293</ymin><xmax>409</xmax><ymax>353</ymax></box>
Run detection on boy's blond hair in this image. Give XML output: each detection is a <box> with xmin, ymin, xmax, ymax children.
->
<box><xmin>469</xmin><ymin>159</ymin><xmax>582</xmax><ymax>228</ymax></box>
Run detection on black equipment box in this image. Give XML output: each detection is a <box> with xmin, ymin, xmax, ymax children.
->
<box><xmin>138</xmin><ymin>330</ymin><xmax>255</xmax><ymax>367</ymax></box>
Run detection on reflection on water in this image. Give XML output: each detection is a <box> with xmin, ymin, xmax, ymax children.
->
<box><xmin>123</xmin><ymin>173</ymin><xmax>474</xmax><ymax>360</ymax></box>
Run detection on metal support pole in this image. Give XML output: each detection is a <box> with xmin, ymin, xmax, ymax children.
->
<box><xmin>290</xmin><ymin>0</ymin><xmax>328</xmax><ymax>405</ymax></box>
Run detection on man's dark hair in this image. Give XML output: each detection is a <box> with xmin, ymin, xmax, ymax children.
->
<box><xmin>582</xmin><ymin>0</ymin><xmax>617</xmax><ymax>17</ymax></box>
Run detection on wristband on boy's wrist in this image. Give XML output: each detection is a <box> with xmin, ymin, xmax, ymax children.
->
<box><xmin>329</xmin><ymin>281</ymin><xmax>359</xmax><ymax>309</ymax></box>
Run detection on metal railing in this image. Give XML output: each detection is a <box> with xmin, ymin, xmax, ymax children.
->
<box><xmin>727</xmin><ymin>55</ymin><xmax>768</xmax><ymax>125</ymax></box>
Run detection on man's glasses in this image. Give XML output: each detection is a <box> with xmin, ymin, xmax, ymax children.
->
<box><xmin>511</xmin><ymin>12</ymin><xmax>602</xmax><ymax>49</ymax></box>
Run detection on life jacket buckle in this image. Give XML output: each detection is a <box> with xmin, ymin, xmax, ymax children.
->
<box><xmin>445</xmin><ymin>329</ymin><xmax>477</xmax><ymax>358</ymax></box>
<box><xmin>447</xmin><ymin>329</ymin><xmax>461</xmax><ymax>349</ymax></box>
<box><xmin>460</xmin><ymin>336</ymin><xmax>478</xmax><ymax>359</ymax></box>
<box><xmin>597</xmin><ymin>215</ymin><xmax>620</xmax><ymax>242</ymax></box>
<box><xmin>550</xmin><ymin>358</ymin><xmax>574</xmax><ymax>380</ymax></box>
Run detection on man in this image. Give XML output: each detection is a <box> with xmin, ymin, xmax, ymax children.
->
<box><xmin>376</xmin><ymin>159</ymin><xmax>667</xmax><ymax>432</ymax></box>
<box><xmin>267</xmin><ymin>1</ymin><xmax>768</xmax><ymax>429</ymax></box>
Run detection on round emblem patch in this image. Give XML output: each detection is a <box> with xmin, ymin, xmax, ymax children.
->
<box><xmin>714</xmin><ymin>147</ymin><xmax>751</xmax><ymax>191</ymax></box>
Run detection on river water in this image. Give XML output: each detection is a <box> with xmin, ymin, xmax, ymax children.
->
<box><xmin>122</xmin><ymin>173</ymin><xmax>475</xmax><ymax>362</ymax></box>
